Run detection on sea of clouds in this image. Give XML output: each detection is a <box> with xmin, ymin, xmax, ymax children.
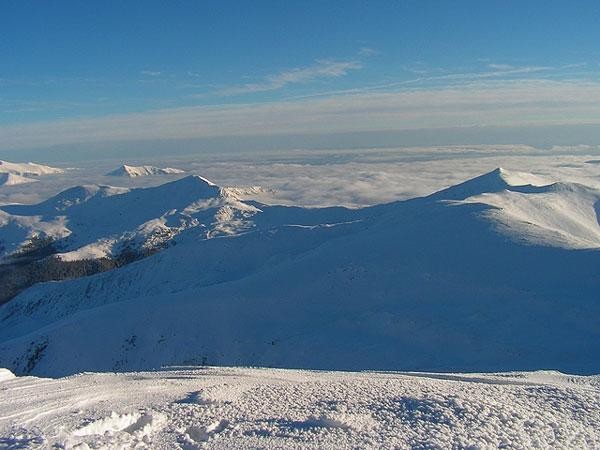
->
<box><xmin>2</xmin><ymin>144</ymin><xmax>600</xmax><ymax>208</ymax></box>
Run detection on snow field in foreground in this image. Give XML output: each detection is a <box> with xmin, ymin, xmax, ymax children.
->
<box><xmin>0</xmin><ymin>367</ymin><xmax>598</xmax><ymax>449</ymax></box>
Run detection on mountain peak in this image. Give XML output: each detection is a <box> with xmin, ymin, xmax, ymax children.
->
<box><xmin>147</xmin><ymin>174</ymin><xmax>228</xmax><ymax>201</ymax></box>
<box><xmin>429</xmin><ymin>168</ymin><xmax>551</xmax><ymax>201</ymax></box>
<box><xmin>188</xmin><ymin>174</ymin><xmax>216</xmax><ymax>187</ymax></box>
<box><xmin>168</xmin><ymin>174</ymin><xmax>216</xmax><ymax>187</ymax></box>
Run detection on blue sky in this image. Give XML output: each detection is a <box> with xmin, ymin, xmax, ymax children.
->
<box><xmin>2</xmin><ymin>1</ymin><xmax>600</xmax><ymax>154</ymax></box>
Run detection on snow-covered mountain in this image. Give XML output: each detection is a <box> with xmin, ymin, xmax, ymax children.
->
<box><xmin>0</xmin><ymin>175</ymin><xmax>260</xmax><ymax>262</ymax></box>
<box><xmin>0</xmin><ymin>168</ymin><xmax>599</xmax><ymax>377</ymax></box>
<box><xmin>0</xmin><ymin>160</ymin><xmax>63</xmax><ymax>177</ymax></box>
<box><xmin>106</xmin><ymin>164</ymin><xmax>185</xmax><ymax>177</ymax></box>
<box><xmin>0</xmin><ymin>173</ymin><xmax>38</xmax><ymax>187</ymax></box>
<box><xmin>432</xmin><ymin>167</ymin><xmax>600</xmax><ymax>248</ymax></box>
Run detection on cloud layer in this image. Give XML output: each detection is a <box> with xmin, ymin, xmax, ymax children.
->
<box><xmin>3</xmin><ymin>145</ymin><xmax>600</xmax><ymax>208</ymax></box>
<box><xmin>2</xmin><ymin>79</ymin><xmax>600</xmax><ymax>152</ymax></box>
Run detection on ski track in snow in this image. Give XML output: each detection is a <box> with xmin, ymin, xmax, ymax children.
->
<box><xmin>0</xmin><ymin>367</ymin><xmax>599</xmax><ymax>449</ymax></box>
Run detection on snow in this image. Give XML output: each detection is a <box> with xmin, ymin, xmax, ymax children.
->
<box><xmin>0</xmin><ymin>367</ymin><xmax>598</xmax><ymax>449</ymax></box>
<box><xmin>487</xmin><ymin>167</ymin><xmax>551</xmax><ymax>187</ymax></box>
<box><xmin>0</xmin><ymin>173</ymin><xmax>38</xmax><ymax>187</ymax></box>
<box><xmin>106</xmin><ymin>164</ymin><xmax>185</xmax><ymax>177</ymax></box>
<box><xmin>463</xmin><ymin>181</ymin><xmax>600</xmax><ymax>248</ymax></box>
<box><xmin>0</xmin><ymin>160</ymin><xmax>63</xmax><ymax>177</ymax></box>
<box><xmin>0</xmin><ymin>211</ymin><xmax>70</xmax><ymax>256</ymax></box>
<box><xmin>0</xmin><ymin>368</ymin><xmax>15</xmax><ymax>381</ymax></box>
<box><xmin>56</xmin><ymin>239</ymin><xmax>116</xmax><ymax>262</ymax></box>
<box><xmin>36</xmin><ymin>184</ymin><xmax>130</xmax><ymax>212</ymax></box>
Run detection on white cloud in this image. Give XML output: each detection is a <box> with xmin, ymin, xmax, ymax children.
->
<box><xmin>3</xmin><ymin>146</ymin><xmax>600</xmax><ymax>208</ymax></box>
<box><xmin>218</xmin><ymin>59</ymin><xmax>362</xmax><ymax>95</ymax></box>
<box><xmin>358</xmin><ymin>47</ymin><xmax>380</xmax><ymax>57</ymax></box>
<box><xmin>141</xmin><ymin>70</ymin><xmax>162</xmax><ymax>76</ymax></box>
<box><xmin>487</xmin><ymin>63</ymin><xmax>514</xmax><ymax>70</ymax></box>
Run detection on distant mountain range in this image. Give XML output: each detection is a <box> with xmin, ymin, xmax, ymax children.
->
<box><xmin>106</xmin><ymin>164</ymin><xmax>185</xmax><ymax>177</ymax></box>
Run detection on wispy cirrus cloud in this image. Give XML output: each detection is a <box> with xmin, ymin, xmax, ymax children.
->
<box><xmin>283</xmin><ymin>62</ymin><xmax>589</xmax><ymax>101</ymax></box>
<box><xmin>485</xmin><ymin>63</ymin><xmax>548</xmax><ymax>72</ymax></box>
<box><xmin>217</xmin><ymin>59</ymin><xmax>363</xmax><ymax>96</ymax></box>
<box><xmin>406</xmin><ymin>64</ymin><xmax>552</xmax><ymax>84</ymax></box>
<box><xmin>141</xmin><ymin>70</ymin><xmax>162</xmax><ymax>77</ymax></box>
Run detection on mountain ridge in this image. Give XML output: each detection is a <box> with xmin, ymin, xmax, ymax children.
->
<box><xmin>106</xmin><ymin>164</ymin><xmax>185</xmax><ymax>177</ymax></box>
<box><xmin>0</xmin><ymin>160</ymin><xmax>63</xmax><ymax>177</ymax></box>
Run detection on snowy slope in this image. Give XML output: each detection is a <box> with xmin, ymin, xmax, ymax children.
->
<box><xmin>0</xmin><ymin>168</ymin><xmax>599</xmax><ymax>377</ymax></box>
<box><xmin>0</xmin><ymin>367</ymin><xmax>598</xmax><ymax>449</ymax></box>
<box><xmin>433</xmin><ymin>167</ymin><xmax>600</xmax><ymax>248</ymax></box>
<box><xmin>0</xmin><ymin>175</ymin><xmax>262</xmax><ymax>260</ymax></box>
<box><xmin>0</xmin><ymin>173</ymin><xmax>38</xmax><ymax>187</ymax></box>
<box><xmin>0</xmin><ymin>368</ymin><xmax>15</xmax><ymax>381</ymax></box>
<box><xmin>0</xmin><ymin>160</ymin><xmax>63</xmax><ymax>176</ymax></box>
<box><xmin>107</xmin><ymin>164</ymin><xmax>185</xmax><ymax>177</ymax></box>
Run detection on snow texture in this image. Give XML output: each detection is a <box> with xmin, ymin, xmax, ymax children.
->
<box><xmin>0</xmin><ymin>367</ymin><xmax>598</xmax><ymax>449</ymax></box>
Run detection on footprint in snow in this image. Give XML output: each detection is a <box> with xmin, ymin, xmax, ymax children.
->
<box><xmin>179</xmin><ymin>419</ymin><xmax>229</xmax><ymax>446</ymax></box>
<box><xmin>177</xmin><ymin>390</ymin><xmax>216</xmax><ymax>405</ymax></box>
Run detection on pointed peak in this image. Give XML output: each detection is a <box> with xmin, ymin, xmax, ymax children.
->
<box><xmin>169</xmin><ymin>174</ymin><xmax>217</xmax><ymax>187</ymax></box>
<box><xmin>477</xmin><ymin>167</ymin><xmax>512</xmax><ymax>185</ymax></box>
<box><xmin>430</xmin><ymin>168</ymin><xmax>550</xmax><ymax>201</ymax></box>
<box><xmin>150</xmin><ymin>174</ymin><xmax>229</xmax><ymax>200</ymax></box>
<box><xmin>189</xmin><ymin>174</ymin><xmax>217</xmax><ymax>187</ymax></box>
